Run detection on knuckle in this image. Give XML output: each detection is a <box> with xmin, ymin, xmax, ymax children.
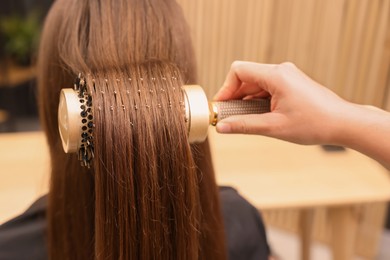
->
<box><xmin>231</xmin><ymin>60</ymin><xmax>244</xmax><ymax>70</ymax></box>
<box><xmin>280</xmin><ymin>61</ymin><xmax>297</xmax><ymax>70</ymax></box>
<box><xmin>271</xmin><ymin>61</ymin><xmax>297</xmax><ymax>81</ymax></box>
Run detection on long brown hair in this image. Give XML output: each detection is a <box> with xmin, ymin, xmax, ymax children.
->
<box><xmin>37</xmin><ymin>0</ymin><xmax>226</xmax><ymax>259</ymax></box>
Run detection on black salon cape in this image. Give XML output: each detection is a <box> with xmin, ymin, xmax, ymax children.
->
<box><xmin>0</xmin><ymin>187</ymin><xmax>270</xmax><ymax>260</ymax></box>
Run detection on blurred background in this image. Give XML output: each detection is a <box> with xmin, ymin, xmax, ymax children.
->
<box><xmin>177</xmin><ymin>0</ymin><xmax>390</xmax><ymax>108</ymax></box>
<box><xmin>0</xmin><ymin>0</ymin><xmax>51</xmax><ymax>132</ymax></box>
<box><xmin>1</xmin><ymin>1</ymin><xmax>388</xmax><ymax>131</ymax></box>
<box><xmin>0</xmin><ymin>0</ymin><xmax>389</xmax><ymax>259</ymax></box>
<box><xmin>175</xmin><ymin>1</ymin><xmax>389</xmax><ymax>257</ymax></box>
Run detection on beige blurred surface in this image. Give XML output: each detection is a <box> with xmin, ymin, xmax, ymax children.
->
<box><xmin>0</xmin><ymin>131</ymin><xmax>49</xmax><ymax>224</ymax></box>
<box><xmin>209</xmin><ymin>128</ymin><xmax>390</xmax><ymax>209</ymax></box>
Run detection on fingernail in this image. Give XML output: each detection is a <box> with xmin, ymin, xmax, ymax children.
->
<box><xmin>216</xmin><ymin>122</ymin><xmax>231</xmax><ymax>133</ymax></box>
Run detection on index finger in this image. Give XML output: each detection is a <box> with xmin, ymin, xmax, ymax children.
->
<box><xmin>214</xmin><ymin>61</ymin><xmax>276</xmax><ymax>101</ymax></box>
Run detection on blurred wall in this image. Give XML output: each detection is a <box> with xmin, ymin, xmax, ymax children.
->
<box><xmin>176</xmin><ymin>1</ymin><xmax>390</xmax><ymax>258</ymax></box>
<box><xmin>177</xmin><ymin>0</ymin><xmax>390</xmax><ymax>108</ymax></box>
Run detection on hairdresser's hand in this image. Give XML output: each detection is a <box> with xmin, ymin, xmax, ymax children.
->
<box><xmin>214</xmin><ymin>61</ymin><xmax>350</xmax><ymax>145</ymax></box>
<box><xmin>214</xmin><ymin>61</ymin><xmax>390</xmax><ymax>169</ymax></box>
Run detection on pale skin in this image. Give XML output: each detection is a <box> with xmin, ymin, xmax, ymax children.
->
<box><xmin>214</xmin><ymin>61</ymin><xmax>390</xmax><ymax>170</ymax></box>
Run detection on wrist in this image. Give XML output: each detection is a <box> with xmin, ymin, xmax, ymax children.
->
<box><xmin>326</xmin><ymin>101</ymin><xmax>362</xmax><ymax>147</ymax></box>
<box><xmin>331</xmin><ymin>102</ymin><xmax>390</xmax><ymax>148</ymax></box>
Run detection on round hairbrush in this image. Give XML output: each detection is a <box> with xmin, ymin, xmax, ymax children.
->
<box><xmin>58</xmin><ymin>84</ymin><xmax>270</xmax><ymax>166</ymax></box>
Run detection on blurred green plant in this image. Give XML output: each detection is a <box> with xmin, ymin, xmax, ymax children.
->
<box><xmin>0</xmin><ymin>11</ymin><xmax>41</xmax><ymax>66</ymax></box>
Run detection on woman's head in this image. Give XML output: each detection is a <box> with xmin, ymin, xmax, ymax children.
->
<box><xmin>38</xmin><ymin>0</ymin><xmax>226</xmax><ymax>259</ymax></box>
<box><xmin>39</xmin><ymin>0</ymin><xmax>196</xmax><ymax>139</ymax></box>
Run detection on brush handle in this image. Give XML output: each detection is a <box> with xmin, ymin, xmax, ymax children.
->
<box><xmin>182</xmin><ymin>85</ymin><xmax>271</xmax><ymax>143</ymax></box>
<box><xmin>210</xmin><ymin>99</ymin><xmax>271</xmax><ymax>125</ymax></box>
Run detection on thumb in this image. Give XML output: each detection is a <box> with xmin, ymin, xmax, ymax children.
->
<box><xmin>216</xmin><ymin>114</ymin><xmax>278</xmax><ymax>135</ymax></box>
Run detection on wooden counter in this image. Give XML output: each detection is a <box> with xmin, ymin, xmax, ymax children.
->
<box><xmin>209</xmin><ymin>128</ymin><xmax>390</xmax><ymax>209</ymax></box>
